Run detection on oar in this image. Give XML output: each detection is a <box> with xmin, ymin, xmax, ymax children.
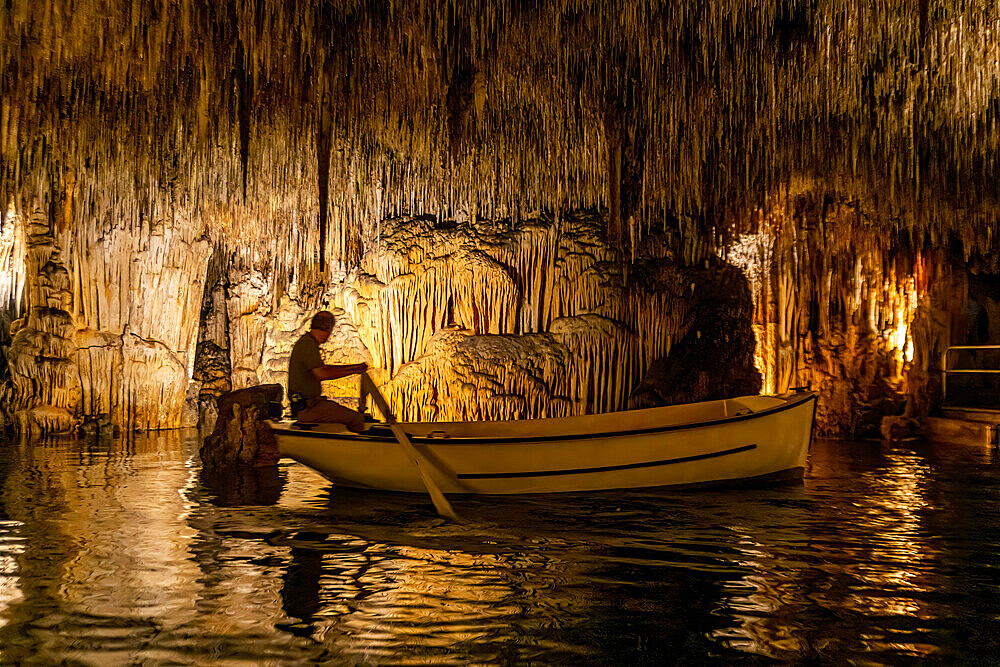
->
<box><xmin>360</xmin><ymin>372</ymin><xmax>460</xmax><ymax>522</ymax></box>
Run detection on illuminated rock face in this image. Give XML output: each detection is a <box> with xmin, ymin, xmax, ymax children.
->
<box><xmin>728</xmin><ymin>190</ymin><xmax>967</xmax><ymax>438</ymax></box>
<box><xmin>361</xmin><ymin>215</ymin><xmax>646</xmax><ymax>408</ymax></box>
<box><xmin>70</xmin><ymin>217</ymin><xmax>211</xmax><ymax>431</ymax></box>
<box><xmin>0</xmin><ymin>210</ymin><xmax>210</xmax><ymax>436</ymax></box>
<box><xmin>235</xmin><ymin>212</ymin><xmax>753</xmax><ymax>423</ymax></box>
<box><xmin>3</xmin><ymin>2</ymin><xmax>1000</xmax><ymax>438</ymax></box>
<box><xmin>4</xmin><ymin>218</ymin><xmax>79</xmax><ymax>434</ymax></box>
<box><xmin>0</xmin><ymin>197</ymin><xmax>982</xmax><ymax>438</ymax></box>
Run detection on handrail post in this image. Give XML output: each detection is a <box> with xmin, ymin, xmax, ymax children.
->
<box><xmin>942</xmin><ymin>348</ymin><xmax>948</xmax><ymax>404</ymax></box>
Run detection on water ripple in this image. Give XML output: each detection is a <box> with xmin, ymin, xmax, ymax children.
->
<box><xmin>0</xmin><ymin>434</ymin><xmax>998</xmax><ymax>663</ymax></box>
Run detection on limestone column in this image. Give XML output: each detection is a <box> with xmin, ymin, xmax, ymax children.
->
<box><xmin>4</xmin><ymin>215</ymin><xmax>80</xmax><ymax>435</ymax></box>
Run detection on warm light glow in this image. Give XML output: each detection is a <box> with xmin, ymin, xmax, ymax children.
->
<box><xmin>883</xmin><ymin>278</ymin><xmax>919</xmax><ymax>373</ymax></box>
<box><xmin>728</xmin><ymin>222</ymin><xmax>922</xmax><ymax>399</ymax></box>
<box><xmin>0</xmin><ymin>205</ymin><xmax>25</xmax><ymax>312</ymax></box>
<box><xmin>725</xmin><ymin>232</ymin><xmax>775</xmax><ymax>393</ymax></box>
<box><xmin>0</xmin><ymin>520</ymin><xmax>25</xmax><ymax>627</ymax></box>
<box><xmin>714</xmin><ymin>452</ymin><xmax>939</xmax><ymax>660</ymax></box>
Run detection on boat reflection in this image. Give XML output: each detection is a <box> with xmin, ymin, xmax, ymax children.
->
<box><xmin>0</xmin><ymin>433</ymin><xmax>995</xmax><ymax>663</ymax></box>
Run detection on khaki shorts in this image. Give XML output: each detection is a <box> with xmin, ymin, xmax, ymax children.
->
<box><xmin>296</xmin><ymin>397</ymin><xmax>365</xmax><ymax>432</ymax></box>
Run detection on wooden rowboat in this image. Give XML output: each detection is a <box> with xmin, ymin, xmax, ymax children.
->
<box><xmin>268</xmin><ymin>389</ymin><xmax>818</xmax><ymax>495</ymax></box>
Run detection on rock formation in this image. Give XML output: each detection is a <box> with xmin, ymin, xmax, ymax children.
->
<box><xmin>3</xmin><ymin>2</ymin><xmax>1000</xmax><ymax>436</ymax></box>
<box><xmin>631</xmin><ymin>262</ymin><xmax>762</xmax><ymax>408</ymax></box>
<box><xmin>234</xmin><ymin>212</ymin><xmax>733</xmax><ymax>423</ymax></box>
<box><xmin>0</xmin><ymin>207</ymin><xmax>210</xmax><ymax>435</ymax></box>
<box><xmin>4</xmin><ymin>216</ymin><xmax>80</xmax><ymax>435</ymax></box>
<box><xmin>201</xmin><ymin>384</ymin><xmax>283</xmax><ymax>468</ymax></box>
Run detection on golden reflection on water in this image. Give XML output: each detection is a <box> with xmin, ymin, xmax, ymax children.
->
<box><xmin>193</xmin><ymin>460</ymin><xmax>596</xmax><ymax>664</ymax></box>
<box><xmin>0</xmin><ymin>433</ymin><xmax>203</xmax><ymax>662</ymax></box>
<box><xmin>0</xmin><ymin>434</ymin><xmax>996</xmax><ymax>663</ymax></box>
<box><xmin>849</xmin><ymin>454</ymin><xmax>934</xmax><ymax>618</ymax></box>
<box><xmin>0</xmin><ymin>519</ymin><xmax>23</xmax><ymax>629</ymax></box>
<box><xmin>714</xmin><ymin>440</ymin><xmax>943</xmax><ymax>661</ymax></box>
<box><xmin>270</xmin><ymin>467</ymin><xmax>591</xmax><ymax>663</ymax></box>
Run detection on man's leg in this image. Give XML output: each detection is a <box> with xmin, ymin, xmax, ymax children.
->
<box><xmin>297</xmin><ymin>398</ymin><xmax>366</xmax><ymax>432</ymax></box>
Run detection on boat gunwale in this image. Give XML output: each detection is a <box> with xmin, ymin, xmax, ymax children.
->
<box><xmin>269</xmin><ymin>391</ymin><xmax>818</xmax><ymax>446</ymax></box>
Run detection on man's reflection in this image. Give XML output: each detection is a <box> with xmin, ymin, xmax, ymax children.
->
<box><xmin>279</xmin><ymin>534</ymin><xmax>326</xmax><ymax>636</ymax></box>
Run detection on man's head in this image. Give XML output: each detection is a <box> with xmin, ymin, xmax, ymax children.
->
<box><xmin>309</xmin><ymin>310</ymin><xmax>335</xmax><ymax>344</ymax></box>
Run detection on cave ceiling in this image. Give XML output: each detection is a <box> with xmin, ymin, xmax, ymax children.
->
<box><xmin>2</xmin><ymin>0</ymin><xmax>1000</xmax><ymax>259</ymax></box>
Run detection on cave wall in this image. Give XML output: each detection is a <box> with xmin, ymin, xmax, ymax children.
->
<box><xmin>0</xmin><ymin>193</ymin><xmax>990</xmax><ymax>437</ymax></box>
<box><xmin>218</xmin><ymin>212</ymin><xmax>704</xmax><ymax>424</ymax></box>
<box><xmin>70</xmin><ymin>214</ymin><xmax>210</xmax><ymax>431</ymax></box>
<box><xmin>1</xmin><ymin>206</ymin><xmax>210</xmax><ymax>435</ymax></box>
<box><xmin>4</xmin><ymin>2</ymin><xmax>1000</xmax><ymax>437</ymax></box>
<box><xmin>732</xmin><ymin>189</ymin><xmax>972</xmax><ymax>438</ymax></box>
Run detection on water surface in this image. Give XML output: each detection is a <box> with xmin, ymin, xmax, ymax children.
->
<box><xmin>0</xmin><ymin>433</ymin><xmax>998</xmax><ymax>664</ymax></box>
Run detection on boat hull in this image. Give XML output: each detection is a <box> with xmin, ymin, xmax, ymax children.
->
<box><xmin>269</xmin><ymin>392</ymin><xmax>817</xmax><ymax>494</ymax></box>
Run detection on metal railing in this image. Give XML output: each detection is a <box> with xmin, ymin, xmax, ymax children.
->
<box><xmin>942</xmin><ymin>345</ymin><xmax>1000</xmax><ymax>406</ymax></box>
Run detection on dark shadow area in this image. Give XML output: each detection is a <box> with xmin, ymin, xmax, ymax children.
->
<box><xmin>199</xmin><ymin>465</ymin><xmax>286</xmax><ymax>506</ymax></box>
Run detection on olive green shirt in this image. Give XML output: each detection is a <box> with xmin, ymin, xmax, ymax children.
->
<box><xmin>288</xmin><ymin>332</ymin><xmax>324</xmax><ymax>401</ymax></box>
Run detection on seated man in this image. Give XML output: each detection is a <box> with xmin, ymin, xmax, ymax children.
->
<box><xmin>287</xmin><ymin>310</ymin><xmax>368</xmax><ymax>431</ymax></box>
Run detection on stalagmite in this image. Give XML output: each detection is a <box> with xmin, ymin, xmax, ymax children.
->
<box><xmin>4</xmin><ymin>213</ymin><xmax>80</xmax><ymax>435</ymax></box>
<box><xmin>201</xmin><ymin>384</ymin><xmax>284</xmax><ymax>468</ymax></box>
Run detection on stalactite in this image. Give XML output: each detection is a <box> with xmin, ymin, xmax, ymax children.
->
<box><xmin>316</xmin><ymin>61</ymin><xmax>331</xmax><ymax>275</ymax></box>
<box><xmin>236</xmin><ymin>39</ymin><xmax>253</xmax><ymax>203</ymax></box>
<box><xmin>3</xmin><ymin>1</ymin><xmax>1000</xmax><ymax>431</ymax></box>
<box><xmin>2</xmin><ymin>0</ymin><xmax>999</xmax><ymax>267</ymax></box>
<box><xmin>0</xmin><ymin>207</ymin><xmax>26</xmax><ymax>313</ymax></box>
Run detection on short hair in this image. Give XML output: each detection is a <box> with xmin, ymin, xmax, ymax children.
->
<box><xmin>310</xmin><ymin>310</ymin><xmax>335</xmax><ymax>332</ymax></box>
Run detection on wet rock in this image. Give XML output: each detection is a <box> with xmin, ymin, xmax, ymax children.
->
<box><xmin>881</xmin><ymin>415</ymin><xmax>917</xmax><ymax>443</ymax></box>
<box><xmin>631</xmin><ymin>261</ymin><xmax>762</xmax><ymax>407</ymax></box>
<box><xmin>3</xmin><ymin>221</ymin><xmax>81</xmax><ymax>436</ymax></box>
<box><xmin>201</xmin><ymin>384</ymin><xmax>284</xmax><ymax>468</ymax></box>
<box><xmin>78</xmin><ymin>414</ymin><xmax>119</xmax><ymax>440</ymax></box>
<box><xmin>3</xmin><ymin>209</ymin><xmax>210</xmax><ymax>432</ymax></box>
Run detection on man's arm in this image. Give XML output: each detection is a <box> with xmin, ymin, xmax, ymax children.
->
<box><xmin>311</xmin><ymin>362</ymin><xmax>367</xmax><ymax>382</ymax></box>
